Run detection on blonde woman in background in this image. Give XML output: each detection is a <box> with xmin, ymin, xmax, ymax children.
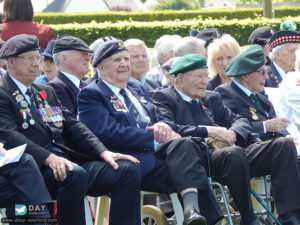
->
<box><xmin>207</xmin><ymin>34</ymin><xmax>241</xmax><ymax>91</ymax></box>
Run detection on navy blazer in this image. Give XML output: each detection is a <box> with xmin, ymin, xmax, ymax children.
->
<box><xmin>0</xmin><ymin>73</ymin><xmax>107</xmax><ymax>168</ymax></box>
<box><xmin>47</xmin><ymin>71</ymin><xmax>79</xmax><ymax>117</ymax></box>
<box><xmin>152</xmin><ymin>86</ymin><xmax>252</xmax><ymax>147</ymax></box>
<box><xmin>215</xmin><ymin>81</ymin><xmax>288</xmax><ymax>141</ymax></box>
<box><xmin>265</xmin><ymin>62</ymin><xmax>282</xmax><ymax>88</ymax></box>
<box><xmin>78</xmin><ymin>79</ymin><xmax>165</xmax><ymax>176</ymax></box>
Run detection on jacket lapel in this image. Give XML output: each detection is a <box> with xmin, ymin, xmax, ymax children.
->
<box><xmin>57</xmin><ymin>72</ymin><xmax>79</xmax><ymax>109</ymax></box>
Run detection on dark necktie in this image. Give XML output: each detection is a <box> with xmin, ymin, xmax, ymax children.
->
<box><xmin>119</xmin><ymin>89</ymin><xmax>150</xmax><ymax>128</ymax></box>
<box><xmin>250</xmin><ymin>93</ymin><xmax>265</xmax><ymax>112</ymax></box>
<box><xmin>188</xmin><ymin>100</ymin><xmax>212</xmax><ymax>126</ymax></box>
<box><xmin>79</xmin><ymin>80</ymin><xmax>87</xmax><ymax>89</ymax></box>
<box><xmin>25</xmin><ymin>88</ymin><xmax>35</xmax><ymax>107</ymax></box>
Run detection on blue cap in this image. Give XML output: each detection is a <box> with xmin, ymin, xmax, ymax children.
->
<box><xmin>0</xmin><ymin>34</ymin><xmax>40</xmax><ymax>59</ymax></box>
<box><xmin>92</xmin><ymin>40</ymin><xmax>127</xmax><ymax>67</ymax></box>
<box><xmin>42</xmin><ymin>40</ymin><xmax>56</xmax><ymax>61</ymax></box>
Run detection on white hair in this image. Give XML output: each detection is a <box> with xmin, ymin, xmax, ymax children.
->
<box><xmin>269</xmin><ymin>44</ymin><xmax>284</xmax><ymax>61</ymax></box>
<box><xmin>174</xmin><ymin>37</ymin><xmax>206</xmax><ymax>57</ymax></box>
<box><xmin>124</xmin><ymin>38</ymin><xmax>151</xmax><ymax>63</ymax></box>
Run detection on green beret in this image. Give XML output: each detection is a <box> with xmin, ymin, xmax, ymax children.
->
<box><xmin>169</xmin><ymin>54</ymin><xmax>207</xmax><ymax>75</ymax></box>
<box><xmin>225</xmin><ymin>44</ymin><xmax>265</xmax><ymax>77</ymax></box>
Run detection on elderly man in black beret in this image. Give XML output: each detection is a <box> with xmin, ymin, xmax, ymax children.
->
<box><xmin>215</xmin><ymin>45</ymin><xmax>300</xmax><ymax>225</ymax></box>
<box><xmin>248</xmin><ymin>26</ymin><xmax>274</xmax><ymax>65</ymax></box>
<box><xmin>0</xmin><ymin>33</ymin><xmax>142</xmax><ymax>225</ymax></box>
<box><xmin>78</xmin><ymin>40</ymin><xmax>225</xmax><ymax>225</ymax></box>
<box><xmin>266</xmin><ymin>30</ymin><xmax>300</xmax><ymax>87</ymax></box>
<box><xmin>47</xmin><ymin>35</ymin><xmax>93</xmax><ymax>117</ymax></box>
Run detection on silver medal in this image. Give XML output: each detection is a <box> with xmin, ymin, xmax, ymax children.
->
<box><xmin>20</xmin><ymin>101</ymin><xmax>28</xmax><ymax>108</ymax></box>
<box><xmin>29</xmin><ymin>119</ymin><xmax>35</xmax><ymax>125</ymax></box>
<box><xmin>22</xmin><ymin>122</ymin><xmax>29</xmax><ymax>129</ymax></box>
<box><xmin>15</xmin><ymin>94</ymin><xmax>24</xmax><ymax>102</ymax></box>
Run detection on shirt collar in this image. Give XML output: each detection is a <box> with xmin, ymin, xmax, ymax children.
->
<box><xmin>129</xmin><ymin>76</ymin><xmax>146</xmax><ymax>84</ymax></box>
<box><xmin>102</xmin><ymin>79</ymin><xmax>130</xmax><ymax>96</ymax></box>
<box><xmin>60</xmin><ymin>71</ymin><xmax>80</xmax><ymax>89</ymax></box>
<box><xmin>9</xmin><ymin>74</ymin><xmax>29</xmax><ymax>96</ymax></box>
<box><xmin>232</xmin><ymin>80</ymin><xmax>252</xmax><ymax>96</ymax></box>
<box><xmin>273</xmin><ymin>62</ymin><xmax>286</xmax><ymax>79</ymax></box>
<box><xmin>175</xmin><ymin>87</ymin><xmax>194</xmax><ymax>102</ymax></box>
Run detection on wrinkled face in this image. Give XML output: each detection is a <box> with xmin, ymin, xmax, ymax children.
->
<box><xmin>215</xmin><ymin>51</ymin><xmax>234</xmax><ymax>78</ymax></box>
<box><xmin>244</xmin><ymin>65</ymin><xmax>269</xmax><ymax>94</ymax></box>
<box><xmin>177</xmin><ymin>68</ymin><xmax>209</xmax><ymax>99</ymax></box>
<box><xmin>275</xmin><ymin>43</ymin><xmax>299</xmax><ymax>72</ymax></box>
<box><xmin>97</xmin><ymin>51</ymin><xmax>131</xmax><ymax>89</ymax></box>
<box><xmin>44</xmin><ymin>60</ymin><xmax>58</xmax><ymax>81</ymax></box>
<box><xmin>9</xmin><ymin>50</ymin><xmax>42</xmax><ymax>86</ymax></box>
<box><xmin>127</xmin><ymin>45</ymin><xmax>149</xmax><ymax>79</ymax></box>
<box><xmin>65</xmin><ymin>50</ymin><xmax>90</xmax><ymax>78</ymax></box>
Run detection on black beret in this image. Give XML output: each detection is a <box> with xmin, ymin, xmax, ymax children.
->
<box><xmin>92</xmin><ymin>40</ymin><xmax>127</xmax><ymax>67</ymax></box>
<box><xmin>269</xmin><ymin>30</ymin><xmax>300</xmax><ymax>52</ymax></box>
<box><xmin>226</xmin><ymin>45</ymin><xmax>265</xmax><ymax>77</ymax></box>
<box><xmin>248</xmin><ymin>26</ymin><xmax>274</xmax><ymax>45</ymax></box>
<box><xmin>53</xmin><ymin>35</ymin><xmax>93</xmax><ymax>54</ymax></box>
<box><xmin>196</xmin><ymin>28</ymin><xmax>221</xmax><ymax>47</ymax></box>
<box><xmin>0</xmin><ymin>34</ymin><xmax>39</xmax><ymax>59</ymax></box>
<box><xmin>42</xmin><ymin>40</ymin><xmax>56</xmax><ymax>61</ymax></box>
<box><xmin>169</xmin><ymin>54</ymin><xmax>207</xmax><ymax>75</ymax></box>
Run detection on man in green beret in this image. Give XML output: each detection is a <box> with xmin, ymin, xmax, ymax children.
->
<box><xmin>152</xmin><ymin>53</ymin><xmax>300</xmax><ymax>225</ymax></box>
<box><xmin>215</xmin><ymin>45</ymin><xmax>300</xmax><ymax>225</ymax></box>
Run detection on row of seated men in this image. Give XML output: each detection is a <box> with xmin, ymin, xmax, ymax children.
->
<box><xmin>0</xmin><ymin>31</ymin><xmax>300</xmax><ymax>225</ymax></box>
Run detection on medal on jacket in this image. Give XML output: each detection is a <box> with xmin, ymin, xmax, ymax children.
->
<box><xmin>140</xmin><ymin>96</ymin><xmax>147</xmax><ymax>104</ymax></box>
<box><xmin>20</xmin><ymin>109</ymin><xmax>31</xmax><ymax>129</ymax></box>
<box><xmin>110</xmin><ymin>95</ymin><xmax>127</xmax><ymax>112</ymax></box>
<box><xmin>249</xmin><ymin>107</ymin><xmax>258</xmax><ymax>120</ymax></box>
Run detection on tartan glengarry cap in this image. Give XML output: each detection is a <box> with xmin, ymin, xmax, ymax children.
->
<box><xmin>168</xmin><ymin>54</ymin><xmax>207</xmax><ymax>75</ymax></box>
<box><xmin>0</xmin><ymin>34</ymin><xmax>40</xmax><ymax>59</ymax></box>
<box><xmin>269</xmin><ymin>30</ymin><xmax>300</xmax><ymax>52</ymax></box>
<box><xmin>226</xmin><ymin>44</ymin><xmax>265</xmax><ymax>77</ymax></box>
<box><xmin>248</xmin><ymin>26</ymin><xmax>274</xmax><ymax>45</ymax></box>
<box><xmin>92</xmin><ymin>40</ymin><xmax>127</xmax><ymax>67</ymax></box>
<box><xmin>53</xmin><ymin>35</ymin><xmax>93</xmax><ymax>54</ymax></box>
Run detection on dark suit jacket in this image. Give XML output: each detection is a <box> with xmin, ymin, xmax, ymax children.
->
<box><xmin>265</xmin><ymin>62</ymin><xmax>282</xmax><ymax>88</ymax></box>
<box><xmin>215</xmin><ymin>81</ymin><xmax>288</xmax><ymax>141</ymax></box>
<box><xmin>47</xmin><ymin>71</ymin><xmax>79</xmax><ymax>117</ymax></box>
<box><xmin>151</xmin><ymin>86</ymin><xmax>252</xmax><ymax>147</ymax></box>
<box><xmin>207</xmin><ymin>74</ymin><xmax>221</xmax><ymax>91</ymax></box>
<box><xmin>0</xmin><ymin>73</ymin><xmax>107</xmax><ymax>168</ymax></box>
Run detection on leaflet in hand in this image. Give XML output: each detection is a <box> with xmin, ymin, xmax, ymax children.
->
<box><xmin>0</xmin><ymin>144</ymin><xmax>27</xmax><ymax>167</ymax></box>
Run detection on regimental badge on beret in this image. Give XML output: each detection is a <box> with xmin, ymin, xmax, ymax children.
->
<box><xmin>169</xmin><ymin>54</ymin><xmax>207</xmax><ymax>75</ymax></box>
<box><xmin>226</xmin><ymin>44</ymin><xmax>265</xmax><ymax>77</ymax></box>
<box><xmin>118</xmin><ymin>42</ymin><xmax>125</xmax><ymax>50</ymax></box>
<box><xmin>269</xmin><ymin>30</ymin><xmax>300</xmax><ymax>52</ymax></box>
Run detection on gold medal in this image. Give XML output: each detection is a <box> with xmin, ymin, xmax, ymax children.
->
<box><xmin>22</xmin><ymin>122</ymin><xmax>29</xmax><ymax>129</ymax></box>
<box><xmin>252</xmin><ymin>115</ymin><xmax>258</xmax><ymax>120</ymax></box>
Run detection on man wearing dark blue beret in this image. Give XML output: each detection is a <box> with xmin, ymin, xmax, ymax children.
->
<box><xmin>79</xmin><ymin>40</ymin><xmax>224</xmax><ymax>225</ymax></box>
<box><xmin>215</xmin><ymin>45</ymin><xmax>300</xmax><ymax>225</ymax></box>
<box><xmin>0</xmin><ymin>34</ymin><xmax>141</xmax><ymax>225</ymax></box>
<box><xmin>47</xmin><ymin>35</ymin><xmax>93</xmax><ymax>117</ymax></box>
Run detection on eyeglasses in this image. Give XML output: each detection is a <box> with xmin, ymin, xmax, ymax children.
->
<box><xmin>255</xmin><ymin>70</ymin><xmax>268</xmax><ymax>75</ymax></box>
<box><xmin>16</xmin><ymin>55</ymin><xmax>44</xmax><ymax>63</ymax></box>
<box><xmin>189</xmin><ymin>74</ymin><xmax>209</xmax><ymax>81</ymax></box>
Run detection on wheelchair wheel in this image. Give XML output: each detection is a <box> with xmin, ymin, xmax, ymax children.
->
<box><xmin>142</xmin><ymin>205</ymin><xmax>169</xmax><ymax>225</ymax></box>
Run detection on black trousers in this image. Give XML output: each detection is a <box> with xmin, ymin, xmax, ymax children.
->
<box><xmin>0</xmin><ymin>154</ymin><xmax>52</xmax><ymax>223</ymax></box>
<box><xmin>141</xmin><ymin>137</ymin><xmax>223</xmax><ymax>225</ymax></box>
<box><xmin>42</xmin><ymin>159</ymin><xmax>141</xmax><ymax>225</ymax></box>
<box><xmin>212</xmin><ymin>137</ymin><xmax>300</xmax><ymax>217</ymax></box>
<box><xmin>245</xmin><ymin>137</ymin><xmax>300</xmax><ymax>215</ymax></box>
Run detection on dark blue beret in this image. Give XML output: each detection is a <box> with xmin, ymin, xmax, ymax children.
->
<box><xmin>248</xmin><ymin>26</ymin><xmax>274</xmax><ymax>45</ymax></box>
<box><xmin>42</xmin><ymin>40</ymin><xmax>56</xmax><ymax>61</ymax></box>
<box><xmin>92</xmin><ymin>40</ymin><xmax>127</xmax><ymax>67</ymax></box>
<box><xmin>0</xmin><ymin>34</ymin><xmax>40</xmax><ymax>59</ymax></box>
<box><xmin>53</xmin><ymin>35</ymin><xmax>93</xmax><ymax>54</ymax></box>
<box><xmin>196</xmin><ymin>28</ymin><xmax>221</xmax><ymax>47</ymax></box>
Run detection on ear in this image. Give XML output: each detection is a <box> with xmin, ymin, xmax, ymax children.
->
<box><xmin>60</xmin><ymin>53</ymin><xmax>68</xmax><ymax>65</ymax></box>
<box><xmin>7</xmin><ymin>57</ymin><xmax>15</xmax><ymax>67</ymax></box>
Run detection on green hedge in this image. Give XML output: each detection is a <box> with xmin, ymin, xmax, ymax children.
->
<box><xmin>50</xmin><ymin>17</ymin><xmax>300</xmax><ymax>47</ymax></box>
<box><xmin>34</xmin><ymin>7</ymin><xmax>300</xmax><ymax>25</ymax></box>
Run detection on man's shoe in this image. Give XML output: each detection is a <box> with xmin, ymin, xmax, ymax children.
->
<box><xmin>183</xmin><ymin>208</ymin><xmax>207</xmax><ymax>225</ymax></box>
<box><xmin>279</xmin><ymin>214</ymin><xmax>299</xmax><ymax>225</ymax></box>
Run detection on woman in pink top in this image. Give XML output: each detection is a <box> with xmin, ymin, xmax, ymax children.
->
<box><xmin>0</xmin><ymin>0</ymin><xmax>54</xmax><ymax>49</ymax></box>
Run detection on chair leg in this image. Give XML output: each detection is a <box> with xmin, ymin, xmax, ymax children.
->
<box><xmin>95</xmin><ymin>196</ymin><xmax>110</xmax><ymax>225</ymax></box>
